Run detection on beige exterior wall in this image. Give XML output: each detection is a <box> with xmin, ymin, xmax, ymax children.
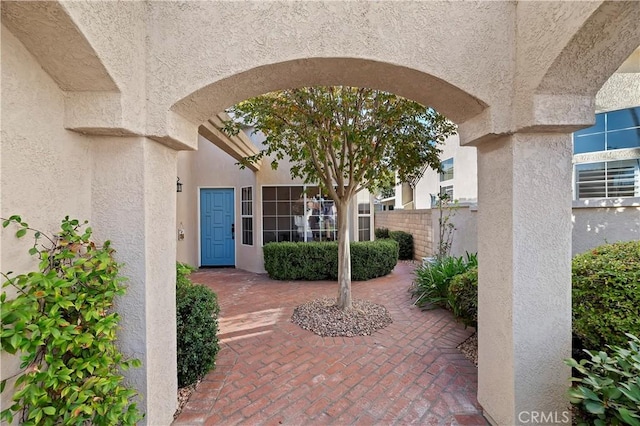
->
<box><xmin>1</xmin><ymin>24</ymin><xmax>95</xmax><ymax>411</ymax></box>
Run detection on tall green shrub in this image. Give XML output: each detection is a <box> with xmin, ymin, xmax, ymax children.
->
<box><xmin>572</xmin><ymin>240</ymin><xmax>640</xmax><ymax>349</ymax></box>
<box><xmin>0</xmin><ymin>216</ymin><xmax>142</xmax><ymax>425</ymax></box>
<box><xmin>389</xmin><ymin>231</ymin><xmax>414</xmax><ymax>260</ymax></box>
<box><xmin>263</xmin><ymin>240</ymin><xmax>398</xmax><ymax>281</ymax></box>
<box><xmin>448</xmin><ymin>267</ymin><xmax>478</xmax><ymax>328</ymax></box>
<box><xmin>176</xmin><ymin>264</ymin><xmax>220</xmax><ymax>387</ymax></box>
<box><xmin>374</xmin><ymin>228</ymin><xmax>390</xmax><ymax>239</ymax></box>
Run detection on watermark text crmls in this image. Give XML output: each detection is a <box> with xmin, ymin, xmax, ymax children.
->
<box><xmin>518</xmin><ymin>411</ymin><xmax>570</xmax><ymax>424</ymax></box>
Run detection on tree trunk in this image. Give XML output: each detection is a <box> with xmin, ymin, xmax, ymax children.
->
<box><xmin>336</xmin><ymin>201</ymin><xmax>352</xmax><ymax>310</ymax></box>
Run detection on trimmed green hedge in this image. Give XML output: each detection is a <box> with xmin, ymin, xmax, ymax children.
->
<box><xmin>176</xmin><ymin>263</ymin><xmax>220</xmax><ymax>387</ymax></box>
<box><xmin>263</xmin><ymin>240</ymin><xmax>399</xmax><ymax>281</ymax></box>
<box><xmin>389</xmin><ymin>231</ymin><xmax>414</xmax><ymax>260</ymax></box>
<box><xmin>375</xmin><ymin>228</ymin><xmax>414</xmax><ymax>260</ymax></box>
<box><xmin>572</xmin><ymin>240</ymin><xmax>640</xmax><ymax>349</ymax></box>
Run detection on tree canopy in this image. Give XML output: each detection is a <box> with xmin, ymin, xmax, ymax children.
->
<box><xmin>223</xmin><ymin>86</ymin><xmax>457</xmax><ymax>202</ymax></box>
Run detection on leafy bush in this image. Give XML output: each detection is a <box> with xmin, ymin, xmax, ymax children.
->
<box><xmin>448</xmin><ymin>267</ymin><xmax>478</xmax><ymax>328</ymax></box>
<box><xmin>176</xmin><ymin>263</ymin><xmax>220</xmax><ymax>388</ymax></box>
<box><xmin>389</xmin><ymin>231</ymin><xmax>414</xmax><ymax>260</ymax></box>
<box><xmin>0</xmin><ymin>216</ymin><xmax>142</xmax><ymax>425</ymax></box>
<box><xmin>411</xmin><ymin>252</ymin><xmax>477</xmax><ymax>311</ymax></box>
<box><xmin>375</xmin><ymin>228</ymin><xmax>390</xmax><ymax>239</ymax></box>
<box><xmin>565</xmin><ymin>333</ymin><xmax>640</xmax><ymax>426</ymax></box>
<box><xmin>572</xmin><ymin>240</ymin><xmax>640</xmax><ymax>349</ymax></box>
<box><xmin>263</xmin><ymin>240</ymin><xmax>398</xmax><ymax>281</ymax></box>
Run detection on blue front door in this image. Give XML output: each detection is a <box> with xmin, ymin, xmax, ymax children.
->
<box><xmin>200</xmin><ymin>188</ymin><xmax>235</xmax><ymax>266</ymax></box>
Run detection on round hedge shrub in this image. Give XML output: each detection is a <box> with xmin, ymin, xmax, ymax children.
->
<box><xmin>176</xmin><ymin>266</ymin><xmax>220</xmax><ymax>387</ymax></box>
<box><xmin>448</xmin><ymin>267</ymin><xmax>478</xmax><ymax>328</ymax></box>
<box><xmin>572</xmin><ymin>240</ymin><xmax>640</xmax><ymax>349</ymax></box>
<box><xmin>263</xmin><ymin>240</ymin><xmax>399</xmax><ymax>281</ymax></box>
<box><xmin>389</xmin><ymin>231</ymin><xmax>414</xmax><ymax>260</ymax></box>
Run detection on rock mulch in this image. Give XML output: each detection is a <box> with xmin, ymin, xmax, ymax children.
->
<box><xmin>291</xmin><ymin>297</ymin><xmax>393</xmax><ymax>337</ymax></box>
<box><xmin>458</xmin><ymin>333</ymin><xmax>478</xmax><ymax>366</ymax></box>
<box><xmin>174</xmin><ymin>380</ymin><xmax>200</xmax><ymax>420</ymax></box>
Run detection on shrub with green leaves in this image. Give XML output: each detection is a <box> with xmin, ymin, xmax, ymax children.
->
<box><xmin>389</xmin><ymin>231</ymin><xmax>414</xmax><ymax>260</ymax></box>
<box><xmin>176</xmin><ymin>263</ymin><xmax>220</xmax><ymax>387</ymax></box>
<box><xmin>0</xmin><ymin>216</ymin><xmax>142</xmax><ymax>425</ymax></box>
<box><xmin>411</xmin><ymin>252</ymin><xmax>477</xmax><ymax>311</ymax></box>
<box><xmin>572</xmin><ymin>240</ymin><xmax>640</xmax><ymax>349</ymax></box>
<box><xmin>448</xmin><ymin>267</ymin><xmax>478</xmax><ymax>328</ymax></box>
<box><xmin>566</xmin><ymin>333</ymin><xmax>640</xmax><ymax>426</ymax></box>
<box><xmin>263</xmin><ymin>240</ymin><xmax>398</xmax><ymax>281</ymax></box>
<box><xmin>374</xmin><ymin>228</ymin><xmax>390</xmax><ymax>239</ymax></box>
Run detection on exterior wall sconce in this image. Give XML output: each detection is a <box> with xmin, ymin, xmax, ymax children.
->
<box><xmin>177</xmin><ymin>177</ymin><xmax>183</xmax><ymax>193</ymax></box>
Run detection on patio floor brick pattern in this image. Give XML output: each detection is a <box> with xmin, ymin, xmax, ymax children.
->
<box><xmin>173</xmin><ymin>262</ymin><xmax>487</xmax><ymax>425</ymax></box>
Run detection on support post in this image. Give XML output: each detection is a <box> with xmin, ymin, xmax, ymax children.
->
<box><xmin>476</xmin><ymin>133</ymin><xmax>573</xmax><ymax>425</ymax></box>
<box><xmin>91</xmin><ymin>137</ymin><xmax>178</xmax><ymax>425</ymax></box>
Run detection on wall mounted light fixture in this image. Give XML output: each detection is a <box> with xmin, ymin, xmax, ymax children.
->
<box><xmin>177</xmin><ymin>177</ymin><xmax>183</xmax><ymax>193</ymax></box>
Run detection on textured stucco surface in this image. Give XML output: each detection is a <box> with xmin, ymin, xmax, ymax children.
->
<box><xmin>91</xmin><ymin>137</ymin><xmax>178</xmax><ymax>424</ymax></box>
<box><xmin>1</xmin><ymin>23</ymin><xmax>93</xmax><ymax>414</ymax></box>
<box><xmin>3</xmin><ymin>1</ymin><xmax>640</xmax><ymax>423</ymax></box>
<box><xmin>477</xmin><ymin>134</ymin><xmax>573</xmax><ymax>425</ymax></box>
<box><xmin>572</xmin><ymin>202</ymin><xmax>640</xmax><ymax>255</ymax></box>
<box><xmin>149</xmin><ymin>0</ymin><xmax>514</xmax><ymax>144</ymax></box>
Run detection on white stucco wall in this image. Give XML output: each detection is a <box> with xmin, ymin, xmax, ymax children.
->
<box><xmin>414</xmin><ymin>134</ymin><xmax>478</xmax><ymax>209</ymax></box>
<box><xmin>572</xmin><ymin>199</ymin><xmax>640</xmax><ymax>255</ymax></box>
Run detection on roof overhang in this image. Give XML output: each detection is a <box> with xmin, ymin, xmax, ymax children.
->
<box><xmin>198</xmin><ymin>112</ymin><xmax>262</xmax><ymax>172</ymax></box>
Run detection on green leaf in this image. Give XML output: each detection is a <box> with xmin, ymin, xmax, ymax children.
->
<box><xmin>42</xmin><ymin>407</ymin><xmax>56</xmax><ymax>416</ymax></box>
<box><xmin>619</xmin><ymin>408</ymin><xmax>640</xmax><ymax>426</ymax></box>
<box><xmin>16</xmin><ymin>228</ymin><xmax>28</xmax><ymax>238</ymax></box>
<box><xmin>585</xmin><ymin>400</ymin><xmax>606</xmax><ymax>415</ymax></box>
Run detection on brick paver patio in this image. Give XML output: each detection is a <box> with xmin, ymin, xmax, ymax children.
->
<box><xmin>173</xmin><ymin>262</ymin><xmax>487</xmax><ymax>425</ymax></box>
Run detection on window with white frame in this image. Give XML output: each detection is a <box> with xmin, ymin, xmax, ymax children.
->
<box><xmin>241</xmin><ymin>187</ymin><xmax>253</xmax><ymax>245</ymax></box>
<box><xmin>262</xmin><ymin>186</ymin><xmax>338</xmax><ymax>244</ymax></box>
<box><xmin>439</xmin><ymin>158</ymin><xmax>454</xmax><ymax>181</ymax></box>
<box><xmin>575</xmin><ymin>159</ymin><xmax>639</xmax><ymax>199</ymax></box>
<box><xmin>439</xmin><ymin>158</ymin><xmax>454</xmax><ymax>200</ymax></box>
<box><xmin>357</xmin><ymin>190</ymin><xmax>371</xmax><ymax>241</ymax></box>
<box><xmin>439</xmin><ymin>185</ymin><xmax>454</xmax><ymax>200</ymax></box>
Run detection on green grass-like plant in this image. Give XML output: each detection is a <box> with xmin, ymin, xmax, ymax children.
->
<box><xmin>0</xmin><ymin>216</ymin><xmax>142</xmax><ymax>425</ymax></box>
<box><xmin>263</xmin><ymin>240</ymin><xmax>398</xmax><ymax>281</ymax></box>
<box><xmin>176</xmin><ymin>263</ymin><xmax>220</xmax><ymax>387</ymax></box>
<box><xmin>566</xmin><ymin>333</ymin><xmax>640</xmax><ymax>426</ymax></box>
<box><xmin>411</xmin><ymin>252</ymin><xmax>477</xmax><ymax>311</ymax></box>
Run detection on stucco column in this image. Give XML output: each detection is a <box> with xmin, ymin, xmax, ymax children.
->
<box><xmin>91</xmin><ymin>137</ymin><xmax>178</xmax><ymax>425</ymax></box>
<box><xmin>476</xmin><ymin>133</ymin><xmax>572</xmax><ymax>426</ymax></box>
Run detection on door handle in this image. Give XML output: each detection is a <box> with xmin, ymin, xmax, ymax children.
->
<box><xmin>231</xmin><ymin>223</ymin><xmax>235</xmax><ymax>240</ymax></box>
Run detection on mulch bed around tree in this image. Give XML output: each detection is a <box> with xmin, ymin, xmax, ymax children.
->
<box><xmin>291</xmin><ymin>297</ymin><xmax>393</xmax><ymax>337</ymax></box>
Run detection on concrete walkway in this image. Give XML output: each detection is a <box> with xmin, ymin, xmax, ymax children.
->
<box><xmin>173</xmin><ymin>262</ymin><xmax>486</xmax><ymax>425</ymax></box>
